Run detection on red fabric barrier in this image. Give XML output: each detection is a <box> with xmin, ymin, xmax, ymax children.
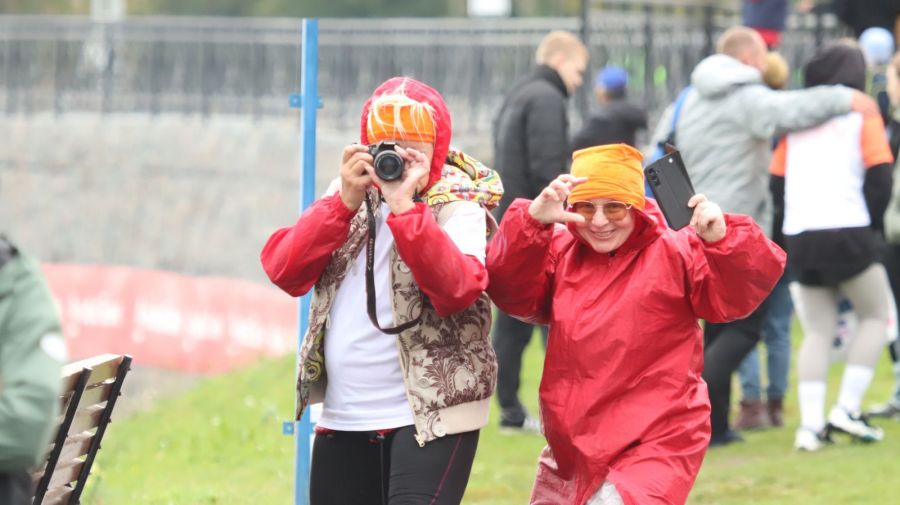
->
<box><xmin>41</xmin><ymin>263</ymin><xmax>296</xmax><ymax>374</ymax></box>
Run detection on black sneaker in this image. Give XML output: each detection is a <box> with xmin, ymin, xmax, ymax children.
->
<box><xmin>708</xmin><ymin>429</ymin><xmax>744</xmax><ymax>448</ymax></box>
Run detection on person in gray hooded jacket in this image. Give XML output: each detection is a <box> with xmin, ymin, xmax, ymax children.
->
<box><xmin>650</xmin><ymin>25</ymin><xmax>879</xmax><ymax>447</ymax></box>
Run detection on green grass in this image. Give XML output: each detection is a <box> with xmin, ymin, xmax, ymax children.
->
<box><xmin>87</xmin><ymin>328</ymin><xmax>900</xmax><ymax>504</ymax></box>
<box><xmin>85</xmin><ymin>357</ymin><xmax>295</xmax><ymax>505</ymax></box>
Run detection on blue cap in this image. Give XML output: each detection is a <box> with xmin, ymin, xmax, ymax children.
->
<box><xmin>595</xmin><ymin>66</ymin><xmax>628</xmax><ymax>90</ymax></box>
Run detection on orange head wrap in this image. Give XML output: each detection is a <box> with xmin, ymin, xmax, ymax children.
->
<box><xmin>569</xmin><ymin>144</ymin><xmax>645</xmax><ymax>210</ymax></box>
<box><xmin>366</xmin><ymin>98</ymin><xmax>436</xmax><ymax>144</ymax></box>
<box><xmin>360</xmin><ymin>77</ymin><xmax>450</xmax><ymax>191</ymax></box>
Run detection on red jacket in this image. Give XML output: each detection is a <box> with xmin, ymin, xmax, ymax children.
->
<box><xmin>487</xmin><ymin>199</ymin><xmax>785</xmax><ymax>505</ymax></box>
<box><xmin>260</xmin><ymin>193</ymin><xmax>487</xmax><ymax>316</ymax></box>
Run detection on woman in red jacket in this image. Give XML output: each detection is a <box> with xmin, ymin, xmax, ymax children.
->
<box><xmin>487</xmin><ymin>144</ymin><xmax>785</xmax><ymax>505</ymax></box>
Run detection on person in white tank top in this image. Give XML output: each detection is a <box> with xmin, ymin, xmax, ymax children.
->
<box><xmin>769</xmin><ymin>40</ymin><xmax>894</xmax><ymax>451</ymax></box>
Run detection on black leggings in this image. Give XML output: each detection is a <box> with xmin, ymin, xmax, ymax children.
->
<box><xmin>703</xmin><ymin>297</ymin><xmax>770</xmax><ymax>437</ymax></box>
<box><xmin>309</xmin><ymin>425</ymin><xmax>479</xmax><ymax>505</ymax></box>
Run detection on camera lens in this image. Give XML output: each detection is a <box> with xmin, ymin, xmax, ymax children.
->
<box><xmin>374</xmin><ymin>151</ymin><xmax>404</xmax><ymax>181</ymax></box>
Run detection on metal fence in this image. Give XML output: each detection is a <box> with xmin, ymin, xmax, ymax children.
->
<box><xmin>0</xmin><ymin>6</ymin><xmax>846</xmax><ymax>132</ymax></box>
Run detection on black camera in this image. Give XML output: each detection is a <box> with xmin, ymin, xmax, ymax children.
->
<box><xmin>368</xmin><ymin>141</ymin><xmax>405</xmax><ymax>181</ymax></box>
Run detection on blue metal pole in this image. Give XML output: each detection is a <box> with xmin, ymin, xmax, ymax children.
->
<box><xmin>294</xmin><ymin>18</ymin><xmax>318</xmax><ymax>505</ymax></box>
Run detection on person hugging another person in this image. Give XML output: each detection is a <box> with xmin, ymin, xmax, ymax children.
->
<box><xmin>261</xmin><ymin>76</ymin><xmax>503</xmax><ymax>505</ymax></box>
<box><xmin>487</xmin><ymin>144</ymin><xmax>785</xmax><ymax>505</ymax></box>
<box><xmin>770</xmin><ymin>41</ymin><xmax>895</xmax><ymax>451</ymax></box>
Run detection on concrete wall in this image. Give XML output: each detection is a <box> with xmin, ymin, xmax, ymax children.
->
<box><xmin>0</xmin><ymin>112</ymin><xmax>491</xmax><ymax>282</ymax></box>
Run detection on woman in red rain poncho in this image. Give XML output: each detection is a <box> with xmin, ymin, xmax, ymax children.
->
<box><xmin>486</xmin><ymin>144</ymin><xmax>785</xmax><ymax>505</ymax></box>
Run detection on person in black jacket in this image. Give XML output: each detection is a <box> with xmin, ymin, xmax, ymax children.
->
<box><xmin>491</xmin><ymin>30</ymin><xmax>588</xmax><ymax>431</ymax></box>
<box><xmin>830</xmin><ymin>0</ymin><xmax>900</xmax><ymax>38</ymax></box>
<box><xmin>571</xmin><ymin>66</ymin><xmax>647</xmax><ymax>152</ymax></box>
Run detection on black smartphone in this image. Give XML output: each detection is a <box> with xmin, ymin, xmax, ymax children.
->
<box><xmin>643</xmin><ymin>149</ymin><xmax>695</xmax><ymax>230</ymax></box>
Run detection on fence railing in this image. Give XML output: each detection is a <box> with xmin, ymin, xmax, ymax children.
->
<box><xmin>0</xmin><ymin>9</ymin><xmax>846</xmax><ymax>132</ymax></box>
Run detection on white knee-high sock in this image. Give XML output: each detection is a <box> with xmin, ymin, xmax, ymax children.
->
<box><xmin>798</xmin><ymin>380</ymin><xmax>827</xmax><ymax>432</ymax></box>
<box><xmin>837</xmin><ymin>364</ymin><xmax>875</xmax><ymax>413</ymax></box>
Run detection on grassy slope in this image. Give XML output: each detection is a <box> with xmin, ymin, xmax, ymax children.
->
<box><xmin>85</xmin><ymin>356</ymin><xmax>295</xmax><ymax>505</ymax></box>
<box><xmin>88</xmin><ymin>330</ymin><xmax>900</xmax><ymax>504</ymax></box>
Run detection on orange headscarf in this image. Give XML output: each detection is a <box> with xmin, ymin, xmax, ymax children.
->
<box><xmin>360</xmin><ymin>77</ymin><xmax>451</xmax><ymax>191</ymax></box>
<box><xmin>366</xmin><ymin>100</ymin><xmax>436</xmax><ymax>144</ymax></box>
<box><xmin>569</xmin><ymin>144</ymin><xmax>645</xmax><ymax>210</ymax></box>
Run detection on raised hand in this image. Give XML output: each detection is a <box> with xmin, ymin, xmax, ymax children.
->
<box><xmin>339</xmin><ymin>144</ymin><xmax>374</xmax><ymax>211</ymax></box>
<box><xmin>688</xmin><ymin>194</ymin><xmax>726</xmax><ymax>242</ymax></box>
<box><xmin>367</xmin><ymin>145</ymin><xmax>430</xmax><ymax>215</ymax></box>
<box><xmin>528</xmin><ymin>175</ymin><xmax>589</xmax><ymax>225</ymax></box>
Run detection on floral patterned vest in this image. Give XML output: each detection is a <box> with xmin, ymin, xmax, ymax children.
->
<box><xmin>296</xmin><ymin>172</ymin><xmax>498</xmax><ymax>446</ymax></box>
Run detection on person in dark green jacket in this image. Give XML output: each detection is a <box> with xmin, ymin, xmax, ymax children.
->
<box><xmin>0</xmin><ymin>237</ymin><xmax>66</xmax><ymax>505</ymax></box>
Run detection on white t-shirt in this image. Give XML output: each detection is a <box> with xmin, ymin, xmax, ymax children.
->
<box><xmin>316</xmin><ymin>200</ymin><xmax>487</xmax><ymax>431</ymax></box>
<box><xmin>771</xmin><ymin>111</ymin><xmax>894</xmax><ymax>237</ymax></box>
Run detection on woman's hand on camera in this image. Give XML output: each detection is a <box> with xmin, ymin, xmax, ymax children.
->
<box><xmin>528</xmin><ymin>175</ymin><xmax>588</xmax><ymax>225</ymax></box>
<box><xmin>688</xmin><ymin>194</ymin><xmax>726</xmax><ymax>242</ymax></box>
<box><xmin>339</xmin><ymin>144</ymin><xmax>374</xmax><ymax>211</ymax></box>
<box><xmin>367</xmin><ymin>145</ymin><xmax>430</xmax><ymax>215</ymax></box>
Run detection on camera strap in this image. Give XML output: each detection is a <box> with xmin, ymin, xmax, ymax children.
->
<box><xmin>365</xmin><ymin>196</ymin><xmax>422</xmax><ymax>335</ymax></box>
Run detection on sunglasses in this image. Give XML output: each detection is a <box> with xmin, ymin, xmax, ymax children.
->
<box><xmin>570</xmin><ymin>201</ymin><xmax>633</xmax><ymax>221</ymax></box>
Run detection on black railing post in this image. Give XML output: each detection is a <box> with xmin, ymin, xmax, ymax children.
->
<box><xmin>814</xmin><ymin>8</ymin><xmax>824</xmax><ymax>50</ymax></box>
<box><xmin>148</xmin><ymin>40</ymin><xmax>161</xmax><ymax>115</ymax></box>
<box><xmin>577</xmin><ymin>0</ymin><xmax>591</xmax><ymax>124</ymax></box>
<box><xmin>5</xmin><ymin>39</ymin><xmax>18</xmax><ymax>115</ymax></box>
<box><xmin>644</xmin><ymin>3</ymin><xmax>655</xmax><ymax>111</ymax></box>
<box><xmin>702</xmin><ymin>2</ymin><xmax>715</xmax><ymax>57</ymax></box>
<box><xmin>53</xmin><ymin>38</ymin><xmax>64</xmax><ymax>116</ymax></box>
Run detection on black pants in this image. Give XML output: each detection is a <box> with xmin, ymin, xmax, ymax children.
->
<box><xmin>883</xmin><ymin>244</ymin><xmax>900</xmax><ymax>362</ymax></box>
<box><xmin>0</xmin><ymin>471</ymin><xmax>32</xmax><ymax>505</ymax></box>
<box><xmin>310</xmin><ymin>425</ymin><xmax>479</xmax><ymax>505</ymax></box>
<box><xmin>492</xmin><ymin>310</ymin><xmax>548</xmax><ymax>425</ymax></box>
<box><xmin>703</xmin><ymin>298</ymin><xmax>770</xmax><ymax>438</ymax></box>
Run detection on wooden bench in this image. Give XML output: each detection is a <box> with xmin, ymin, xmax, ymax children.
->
<box><xmin>31</xmin><ymin>354</ymin><xmax>132</xmax><ymax>505</ymax></box>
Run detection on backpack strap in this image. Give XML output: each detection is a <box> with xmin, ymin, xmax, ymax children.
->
<box><xmin>666</xmin><ymin>85</ymin><xmax>693</xmax><ymax>146</ymax></box>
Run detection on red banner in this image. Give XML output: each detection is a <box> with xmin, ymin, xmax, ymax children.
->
<box><xmin>41</xmin><ymin>264</ymin><xmax>297</xmax><ymax>374</ymax></box>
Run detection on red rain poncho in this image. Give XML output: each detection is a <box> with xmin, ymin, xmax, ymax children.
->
<box><xmin>487</xmin><ymin>199</ymin><xmax>785</xmax><ymax>505</ymax></box>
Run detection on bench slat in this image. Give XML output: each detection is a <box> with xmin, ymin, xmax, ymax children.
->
<box><xmin>46</xmin><ymin>459</ymin><xmax>84</xmax><ymax>490</ymax></box>
<box><xmin>41</xmin><ymin>484</ymin><xmax>74</xmax><ymax>505</ymax></box>
<box><xmin>57</xmin><ymin>379</ymin><xmax>115</xmax><ymax>417</ymax></box>
<box><xmin>57</xmin><ymin>432</ymin><xmax>95</xmax><ymax>466</ymax></box>
<box><xmin>31</xmin><ymin>431</ymin><xmax>94</xmax><ymax>484</ymax></box>
<box><xmin>60</xmin><ymin>354</ymin><xmax>123</xmax><ymax>391</ymax></box>
<box><xmin>67</xmin><ymin>405</ymin><xmax>105</xmax><ymax>435</ymax></box>
<box><xmin>79</xmin><ymin>380</ymin><xmax>115</xmax><ymax>408</ymax></box>
<box><xmin>31</xmin><ymin>431</ymin><xmax>94</xmax><ymax>482</ymax></box>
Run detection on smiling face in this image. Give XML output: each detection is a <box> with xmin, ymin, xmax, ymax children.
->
<box><xmin>571</xmin><ymin>197</ymin><xmax>636</xmax><ymax>253</ymax></box>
